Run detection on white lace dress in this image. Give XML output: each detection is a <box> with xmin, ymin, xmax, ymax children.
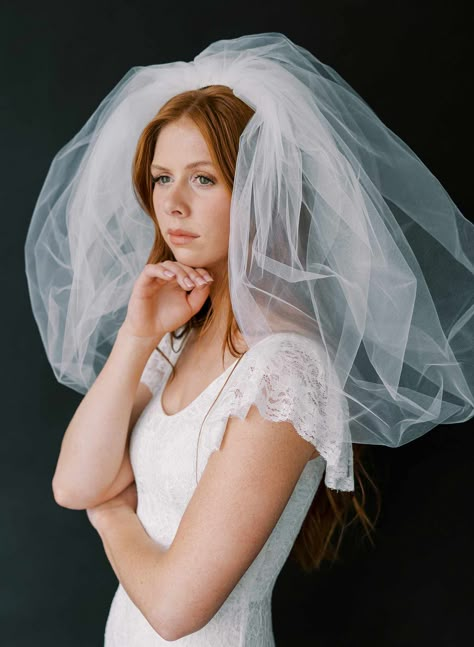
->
<box><xmin>104</xmin><ymin>330</ymin><xmax>354</xmax><ymax>646</ymax></box>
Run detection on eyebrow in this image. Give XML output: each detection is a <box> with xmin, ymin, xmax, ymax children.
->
<box><xmin>150</xmin><ymin>160</ymin><xmax>215</xmax><ymax>171</ymax></box>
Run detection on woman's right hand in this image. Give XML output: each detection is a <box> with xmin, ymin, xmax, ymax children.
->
<box><xmin>121</xmin><ymin>261</ymin><xmax>214</xmax><ymax>341</ymax></box>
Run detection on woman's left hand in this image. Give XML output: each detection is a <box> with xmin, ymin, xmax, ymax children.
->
<box><xmin>86</xmin><ymin>481</ymin><xmax>138</xmax><ymax>531</ymax></box>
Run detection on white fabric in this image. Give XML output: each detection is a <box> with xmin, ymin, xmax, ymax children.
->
<box><xmin>24</xmin><ymin>32</ymin><xmax>474</xmax><ymax>460</ymax></box>
<box><xmin>104</xmin><ymin>330</ymin><xmax>329</xmax><ymax>645</ymax></box>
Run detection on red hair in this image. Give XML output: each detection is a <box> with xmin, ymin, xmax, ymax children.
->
<box><xmin>132</xmin><ymin>85</ymin><xmax>380</xmax><ymax>571</ymax></box>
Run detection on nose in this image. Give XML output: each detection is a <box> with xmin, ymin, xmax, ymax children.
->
<box><xmin>162</xmin><ymin>178</ymin><xmax>190</xmax><ymax>217</ymax></box>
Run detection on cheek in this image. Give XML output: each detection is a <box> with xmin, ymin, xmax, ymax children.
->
<box><xmin>216</xmin><ymin>195</ymin><xmax>231</xmax><ymax>225</ymax></box>
<box><xmin>211</xmin><ymin>203</ymin><xmax>231</xmax><ymax>241</ymax></box>
<box><xmin>151</xmin><ymin>189</ymin><xmax>160</xmax><ymax>214</ymax></box>
<box><xmin>152</xmin><ymin>191</ymin><xmax>166</xmax><ymax>228</ymax></box>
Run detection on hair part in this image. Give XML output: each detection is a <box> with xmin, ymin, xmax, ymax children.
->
<box><xmin>132</xmin><ymin>85</ymin><xmax>381</xmax><ymax>571</ymax></box>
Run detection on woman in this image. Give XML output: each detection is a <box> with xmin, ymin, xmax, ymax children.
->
<box><xmin>25</xmin><ymin>33</ymin><xmax>474</xmax><ymax>645</ymax></box>
<box><xmin>52</xmin><ymin>88</ymin><xmax>340</xmax><ymax>645</ymax></box>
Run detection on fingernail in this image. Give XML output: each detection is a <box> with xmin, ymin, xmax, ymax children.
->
<box><xmin>184</xmin><ymin>278</ymin><xmax>194</xmax><ymax>288</ymax></box>
<box><xmin>164</xmin><ymin>270</ymin><xmax>175</xmax><ymax>277</ymax></box>
<box><xmin>204</xmin><ymin>274</ymin><xmax>213</xmax><ymax>282</ymax></box>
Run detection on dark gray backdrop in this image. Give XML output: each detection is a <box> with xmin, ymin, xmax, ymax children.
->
<box><xmin>2</xmin><ymin>1</ymin><xmax>472</xmax><ymax>645</ymax></box>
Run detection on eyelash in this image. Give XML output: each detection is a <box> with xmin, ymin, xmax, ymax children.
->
<box><xmin>151</xmin><ymin>174</ymin><xmax>215</xmax><ymax>186</ymax></box>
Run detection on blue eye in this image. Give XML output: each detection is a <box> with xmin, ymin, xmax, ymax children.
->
<box><xmin>151</xmin><ymin>175</ymin><xmax>171</xmax><ymax>185</ymax></box>
<box><xmin>151</xmin><ymin>174</ymin><xmax>215</xmax><ymax>186</ymax></box>
<box><xmin>196</xmin><ymin>174</ymin><xmax>214</xmax><ymax>185</ymax></box>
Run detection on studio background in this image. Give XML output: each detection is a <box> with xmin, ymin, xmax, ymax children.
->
<box><xmin>2</xmin><ymin>1</ymin><xmax>472</xmax><ymax>645</ymax></box>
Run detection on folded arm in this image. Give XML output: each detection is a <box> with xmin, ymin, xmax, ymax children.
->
<box><xmin>52</xmin><ymin>325</ymin><xmax>157</xmax><ymax>509</ymax></box>
<box><xmin>93</xmin><ymin>403</ymin><xmax>318</xmax><ymax>641</ymax></box>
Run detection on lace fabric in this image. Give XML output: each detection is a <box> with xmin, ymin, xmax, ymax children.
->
<box><xmin>104</xmin><ymin>330</ymin><xmax>329</xmax><ymax>646</ymax></box>
<box><xmin>141</xmin><ymin>330</ymin><xmax>354</xmax><ymax>492</ymax></box>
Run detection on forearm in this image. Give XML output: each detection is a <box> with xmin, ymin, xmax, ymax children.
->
<box><xmin>95</xmin><ymin>508</ymin><xmax>173</xmax><ymax>639</ymax></box>
<box><xmin>52</xmin><ymin>325</ymin><xmax>162</xmax><ymax>505</ymax></box>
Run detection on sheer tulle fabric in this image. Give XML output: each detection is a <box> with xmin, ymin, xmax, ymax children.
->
<box><xmin>25</xmin><ymin>33</ymin><xmax>474</xmax><ymax>463</ymax></box>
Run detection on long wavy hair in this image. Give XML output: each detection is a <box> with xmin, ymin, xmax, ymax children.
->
<box><xmin>132</xmin><ymin>84</ymin><xmax>381</xmax><ymax>571</ymax></box>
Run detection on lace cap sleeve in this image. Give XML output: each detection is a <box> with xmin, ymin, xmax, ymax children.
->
<box><xmin>139</xmin><ymin>332</ymin><xmax>173</xmax><ymax>397</ymax></box>
<box><xmin>200</xmin><ymin>331</ymin><xmax>354</xmax><ymax>492</ymax></box>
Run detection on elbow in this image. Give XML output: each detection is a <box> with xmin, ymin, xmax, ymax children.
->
<box><xmin>151</xmin><ymin>616</ymin><xmax>190</xmax><ymax>643</ymax></box>
<box><xmin>52</xmin><ymin>471</ymin><xmax>113</xmax><ymax>510</ymax></box>
<box><xmin>52</xmin><ymin>469</ymin><xmax>83</xmax><ymax>509</ymax></box>
<box><xmin>151</xmin><ymin>598</ymin><xmax>212</xmax><ymax>641</ymax></box>
<box><xmin>151</xmin><ymin>620</ymin><xmax>180</xmax><ymax>643</ymax></box>
<box><xmin>146</xmin><ymin>554</ymin><xmax>214</xmax><ymax>640</ymax></box>
<box><xmin>52</xmin><ymin>481</ymin><xmax>82</xmax><ymax>509</ymax></box>
<box><xmin>52</xmin><ymin>479</ymin><xmax>95</xmax><ymax>510</ymax></box>
<box><xmin>145</xmin><ymin>606</ymin><xmax>179</xmax><ymax>643</ymax></box>
<box><xmin>146</xmin><ymin>601</ymin><xmax>182</xmax><ymax>642</ymax></box>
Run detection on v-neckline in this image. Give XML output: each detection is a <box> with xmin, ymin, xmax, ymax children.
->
<box><xmin>159</xmin><ymin>331</ymin><xmax>240</xmax><ymax>418</ymax></box>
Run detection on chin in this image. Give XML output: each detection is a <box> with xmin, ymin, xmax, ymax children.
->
<box><xmin>171</xmin><ymin>246</ymin><xmax>227</xmax><ymax>269</ymax></box>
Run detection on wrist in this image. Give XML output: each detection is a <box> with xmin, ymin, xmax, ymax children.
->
<box><xmin>117</xmin><ymin>322</ymin><xmax>164</xmax><ymax>350</ymax></box>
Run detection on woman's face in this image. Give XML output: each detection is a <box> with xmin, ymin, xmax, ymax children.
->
<box><xmin>151</xmin><ymin>116</ymin><xmax>232</xmax><ymax>274</ymax></box>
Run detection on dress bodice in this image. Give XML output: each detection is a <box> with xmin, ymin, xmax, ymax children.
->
<box><xmin>104</xmin><ymin>330</ymin><xmax>351</xmax><ymax>646</ymax></box>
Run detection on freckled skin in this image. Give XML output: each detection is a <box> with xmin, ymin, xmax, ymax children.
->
<box><xmin>152</xmin><ymin>117</ymin><xmax>232</xmax><ymax>281</ymax></box>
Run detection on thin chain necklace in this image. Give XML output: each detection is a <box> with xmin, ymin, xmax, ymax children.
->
<box><xmin>195</xmin><ymin>352</ymin><xmax>246</xmax><ymax>486</ymax></box>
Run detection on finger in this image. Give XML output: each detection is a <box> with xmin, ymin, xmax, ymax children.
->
<box><xmin>162</xmin><ymin>260</ymin><xmax>213</xmax><ymax>283</ymax></box>
<box><xmin>141</xmin><ymin>263</ymin><xmax>174</xmax><ymax>283</ymax></box>
<box><xmin>163</xmin><ymin>261</ymin><xmax>214</xmax><ymax>288</ymax></box>
<box><xmin>191</xmin><ymin>268</ymin><xmax>214</xmax><ymax>285</ymax></box>
<box><xmin>186</xmin><ymin>280</ymin><xmax>211</xmax><ymax>311</ymax></box>
<box><xmin>161</xmin><ymin>261</ymin><xmax>198</xmax><ymax>291</ymax></box>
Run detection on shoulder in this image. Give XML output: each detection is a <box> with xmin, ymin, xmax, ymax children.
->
<box><xmin>203</xmin><ymin>330</ymin><xmax>354</xmax><ymax>492</ymax></box>
<box><xmin>229</xmin><ymin>329</ymin><xmax>332</xmax><ymax>407</ymax></box>
<box><xmin>236</xmin><ymin>331</ymin><xmax>331</xmax><ymax>391</ymax></box>
<box><xmin>244</xmin><ymin>330</ymin><xmax>326</xmax><ymax>361</ymax></box>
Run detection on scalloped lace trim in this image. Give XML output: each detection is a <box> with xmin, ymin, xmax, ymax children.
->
<box><xmin>201</xmin><ymin>332</ymin><xmax>354</xmax><ymax>492</ymax></box>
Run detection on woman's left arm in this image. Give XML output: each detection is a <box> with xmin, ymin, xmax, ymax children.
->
<box><xmin>88</xmin><ymin>487</ymin><xmax>176</xmax><ymax>640</ymax></box>
<box><xmin>88</xmin><ymin>402</ymin><xmax>317</xmax><ymax>641</ymax></box>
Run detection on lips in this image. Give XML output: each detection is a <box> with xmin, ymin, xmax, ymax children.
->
<box><xmin>168</xmin><ymin>228</ymin><xmax>199</xmax><ymax>238</ymax></box>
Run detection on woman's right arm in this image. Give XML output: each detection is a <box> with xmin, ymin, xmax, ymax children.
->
<box><xmin>52</xmin><ymin>325</ymin><xmax>162</xmax><ymax>510</ymax></box>
<box><xmin>52</xmin><ymin>260</ymin><xmax>213</xmax><ymax>510</ymax></box>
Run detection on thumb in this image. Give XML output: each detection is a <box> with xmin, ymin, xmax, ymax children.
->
<box><xmin>186</xmin><ymin>282</ymin><xmax>211</xmax><ymax>315</ymax></box>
